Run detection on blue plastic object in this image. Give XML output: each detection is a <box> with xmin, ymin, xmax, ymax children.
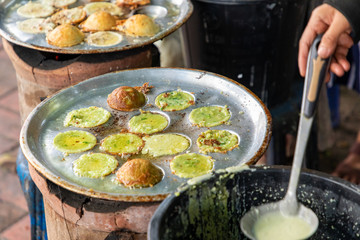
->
<box><xmin>16</xmin><ymin>149</ymin><xmax>47</xmax><ymax>240</ymax></box>
<box><xmin>327</xmin><ymin>82</ymin><xmax>340</xmax><ymax>128</ymax></box>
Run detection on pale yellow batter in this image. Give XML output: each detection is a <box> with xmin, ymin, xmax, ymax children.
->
<box><xmin>253</xmin><ymin>212</ymin><xmax>314</xmax><ymax>240</ymax></box>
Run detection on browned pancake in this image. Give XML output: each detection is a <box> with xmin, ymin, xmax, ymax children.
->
<box><xmin>115</xmin><ymin>0</ymin><xmax>150</xmax><ymax>9</ymax></box>
<box><xmin>115</xmin><ymin>14</ymin><xmax>159</xmax><ymax>37</ymax></box>
<box><xmin>51</xmin><ymin>7</ymin><xmax>86</xmax><ymax>25</ymax></box>
<box><xmin>79</xmin><ymin>11</ymin><xmax>117</xmax><ymax>32</ymax></box>
<box><xmin>47</xmin><ymin>24</ymin><xmax>85</xmax><ymax>47</ymax></box>
<box><xmin>107</xmin><ymin>86</ymin><xmax>146</xmax><ymax>111</ymax></box>
<box><xmin>116</xmin><ymin>158</ymin><xmax>163</xmax><ymax>188</ymax></box>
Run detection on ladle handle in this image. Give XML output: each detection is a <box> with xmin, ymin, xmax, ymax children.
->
<box><xmin>303</xmin><ymin>35</ymin><xmax>331</xmax><ymax>118</ymax></box>
<box><xmin>284</xmin><ymin>35</ymin><xmax>331</xmax><ymax>213</ymax></box>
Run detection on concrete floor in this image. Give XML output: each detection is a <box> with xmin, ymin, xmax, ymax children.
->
<box><xmin>0</xmin><ymin>39</ymin><xmax>30</xmax><ymax>240</ymax></box>
<box><xmin>0</xmin><ymin>36</ymin><xmax>359</xmax><ymax>239</ymax></box>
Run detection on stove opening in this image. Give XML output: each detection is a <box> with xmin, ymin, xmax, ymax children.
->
<box><xmin>39</xmin><ymin>51</ymin><xmax>81</xmax><ymax>61</ymax></box>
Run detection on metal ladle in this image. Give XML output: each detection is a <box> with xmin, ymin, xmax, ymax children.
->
<box><xmin>240</xmin><ymin>35</ymin><xmax>330</xmax><ymax>239</ymax></box>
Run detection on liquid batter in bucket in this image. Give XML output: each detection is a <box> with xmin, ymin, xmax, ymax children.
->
<box><xmin>253</xmin><ymin>212</ymin><xmax>313</xmax><ymax>240</ymax></box>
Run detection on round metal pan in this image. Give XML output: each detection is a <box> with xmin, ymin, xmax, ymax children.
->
<box><xmin>20</xmin><ymin>68</ymin><xmax>272</xmax><ymax>201</ymax></box>
<box><xmin>0</xmin><ymin>0</ymin><xmax>192</xmax><ymax>54</ymax></box>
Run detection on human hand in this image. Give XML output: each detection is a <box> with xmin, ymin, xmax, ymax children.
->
<box><xmin>332</xmin><ymin>153</ymin><xmax>360</xmax><ymax>185</ymax></box>
<box><xmin>298</xmin><ymin>4</ymin><xmax>354</xmax><ymax>79</ymax></box>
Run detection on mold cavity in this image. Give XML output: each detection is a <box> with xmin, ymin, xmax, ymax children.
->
<box><xmin>136</xmin><ymin>5</ymin><xmax>167</xmax><ymax>18</ymax></box>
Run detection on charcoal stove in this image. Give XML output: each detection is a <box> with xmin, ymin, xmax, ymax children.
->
<box><xmin>3</xmin><ymin>38</ymin><xmax>161</xmax><ymax>239</ymax></box>
<box><xmin>0</xmin><ymin>0</ymin><xmax>193</xmax><ymax>237</ymax></box>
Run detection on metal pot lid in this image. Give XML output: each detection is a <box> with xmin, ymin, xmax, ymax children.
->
<box><xmin>0</xmin><ymin>0</ymin><xmax>192</xmax><ymax>54</ymax></box>
<box><xmin>20</xmin><ymin>68</ymin><xmax>271</xmax><ymax>202</ymax></box>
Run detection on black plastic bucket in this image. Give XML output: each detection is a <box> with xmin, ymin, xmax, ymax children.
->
<box><xmin>181</xmin><ymin>0</ymin><xmax>309</xmax><ymax>107</ymax></box>
<box><xmin>148</xmin><ymin>166</ymin><xmax>360</xmax><ymax>239</ymax></box>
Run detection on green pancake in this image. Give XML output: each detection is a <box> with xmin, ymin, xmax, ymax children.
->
<box><xmin>129</xmin><ymin>111</ymin><xmax>168</xmax><ymax>134</ymax></box>
<box><xmin>100</xmin><ymin>133</ymin><xmax>144</xmax><ymax>156</ymax></box>
<box><xmin>73</xmin><ymin>153</ymin><xmax>118</xmax><ymax>178</ymax></box>
<box><xmin>189</xmin><ymin>105</ymin><xmax>231</xmax><ymax>127</ymax></box>
<box><xmin>53</xmin><ymin>130</ymin><xmax>97</xmax><ymax>154</ymax></box>
<box><xmin>142</xmin><ymin>133</ymin><xmax>190</xmax><ymax>157</ymax></box>
<box><xmin>155</xmin><ymin>90</ymin><xmax>194</xmax><ymax>111</ymax></box>
<box><xmin>64</xmin><ymin>106</ymin><xmax>111</xmax><ymax>128</ymax></box>
<box><xmin>197</xmin><ymin>129</ymin><xmax>239</xmax><ymax>154</ymax></box>
<box><xmin>170</xmin><ymin>153</ymin><xmax>214</xmax><ymax>178</ymax></box>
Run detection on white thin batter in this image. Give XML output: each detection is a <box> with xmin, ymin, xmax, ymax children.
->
<box><xmin>253</xmin><ymin>212</ymin><xmax>313</xmax><ymax>240</ymax></box>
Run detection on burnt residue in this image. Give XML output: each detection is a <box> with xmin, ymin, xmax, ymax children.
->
<box><xmin>105</xmin><ymin>229</ymin><xmax>146</xmax><ymax>240</ymax></box>
<box><xmin>76</xmin><ymin>197</ymin><xmax>91</xmax><ymax>218</ymax></box>
<box><xmin>170</xmin><ymin>112</ymin><xmax>186</xmax><ymax>126</ymax></box>
<box><xmin>88</xmin><ymin>112</ymin><xmax>129</xmax><ymax>138</ymax></box>
<box><xmin>196</xmin><ymin>72</ymin><xmax>207</xmax><ymax>80</ymax></box>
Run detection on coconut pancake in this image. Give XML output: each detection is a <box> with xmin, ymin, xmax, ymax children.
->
<box><xmin>53</xmin><ymin>130</ymin><xmax>97</xmax><ymax>154</ymax></box>
<box><xmin>189</xmin><ymin>105</ymin><xmax>231</xmax><ymax>127</ymax></box>
<box><xmin>42</xmin><ymin>0</ymin><xmax>77</xmax><ymax>8</ymax></box>
<box><xmin>84</xmin><ymin>2</ymin><xmax>123</xmax><ymax>16</ymax></box>
<box><xmin>155</xmin><ymin>90</ymin><xmax>194</xmax><ymax>111</ymax></box>
<box><xmin>197</xmin><ymin>129</ymin><xmax>239</xmax><ymax>154</ymax></box>
<box><xmin>64</xmin><ymin>106</ymin><xmax>111</xmax><ymax>128</ymax></box>
<box><xmin>86</xmin><ymin>31</ymin><xmax>123</xmax><ymax>47</ymax></box>
<box><xmin>17</xmin><ymin>18</ymin><xmax>55</xmax><ymax>34</ymax></box>
<box><xmin>17</xmin><ymin>2</ymin><xmax>55</xmax><ymax>18</ymax></box>
<box><xmin>51</xmin><ymin>7</ymin><xmax>86</xmax><ymax>25</ymax></box>
<box><xmin>116</xmin><ymin>158</ymin><xmax>163</xmax><ymax>188</ymax></box>
<box><xmin>170</xmin><ymin>153</ymin><xmax>214</xmax><ymax>178</ymax></box>
<box><xmin>100</xmin><ymin>133</ymin><xmax>144</xmax><ymax>156</ymax></box>
<box><xmin>73</xmin><ymin>153</ymin><xmax>118</xmax><ymax>178</ymax></box>
<box><xmin>128</xmin><ymin>111</ymin><xmax>168</xmax><ymax>134</ymax></box>
<box><xmin>142</xmin><ymin>133</ymin><xmax>190</xmax><ymax>157</ymax></box>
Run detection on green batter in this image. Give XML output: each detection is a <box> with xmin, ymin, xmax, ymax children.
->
<box><xmin>155</xmin><ymin>90</ymin><xmax>194</xmax><ymax>111</ymax></box>
<box><xmin>100</xmin><ymin>133</ymin><xmax>144</xmax><ymax>156</ymax></box>
<box><xmin>64</xmin><ymin>106</ymin><xmax>111</xmax><ymax>128</ymax></box>
<box><xmin>170</xmin><ymin>153</ymin><xmax>214</xmax><ymax>178</ymax></box>
<box><xmin>129</xmin><ymin>111</ymin><xmax>168</xmax><ymax>134</ymax></box>
<box><xmin>189</xmin><ymin>105</ymin><xmax>231</xmax><ymax>127</ymax></box>
<box><xmin>197</xmin><ymin>130</ymin><xmax>239</xmax><ymax>154</ymax></box>
<box><xmin>142</xmin><ymin>133</ymin><xmax>190</xmax><ymax>157</ymax></box>
<box><xmin>73</xmin><ymin>153</ymin><xmax>118</xmax><ymax>178</ymax></box>
<box><xmin>53</xmin><ymin>130</ymin><xmax>97</xmax><ymax>154</ymax></box>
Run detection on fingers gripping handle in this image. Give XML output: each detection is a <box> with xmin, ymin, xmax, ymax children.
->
<box><xmin>304</xmin><ymin>35</ymin><xmax>331</xmax><ymax>118</ymax></box>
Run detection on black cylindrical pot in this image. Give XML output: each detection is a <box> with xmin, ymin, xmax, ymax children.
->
<box><xmin>149</xmin><ymin>166</ymin><xmax>360</xmax><ymax>239</ymax></box>
<box><xmin>181</xmin><ymin>0</ymin><xmax>309</xmax><ymax>107</ymax></box>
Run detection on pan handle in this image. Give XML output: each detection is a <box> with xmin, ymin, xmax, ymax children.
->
<box><xmin>303</xmin><ymin>35</ymin><xmax>331</xmax><ymax>118</ymax></box>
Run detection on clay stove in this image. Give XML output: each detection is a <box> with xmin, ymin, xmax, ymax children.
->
<box><xmin>3</xmin><ymin>39</ymin><xmax>160</xmax><ymax>240</ymax></box>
